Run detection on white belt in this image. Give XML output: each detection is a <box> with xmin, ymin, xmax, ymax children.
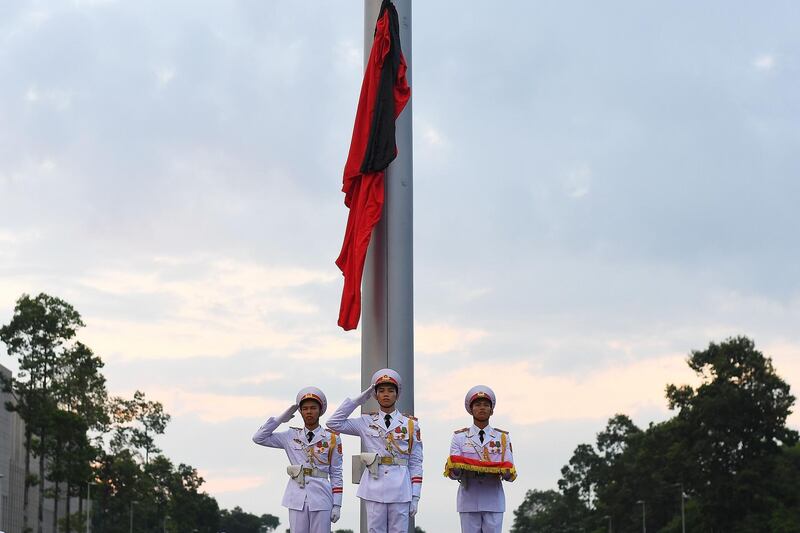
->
<box><xmin>360</xmin><ymin>453</ymin><xmax>408</xmax><ymax>480</ymax></box>
<box><xmin>378</xmin><ymin>456</ymin><xmax>408</xmax><ymax>466</ymax></box>
<box><xmin>303</xmin><ymin>467</ymin><xmax>329</xmax><ymax>479</ymax></box>
<box><xmin>287</xmin><ymin>465</ymin><xmax>328</xmax><ymax>487</ymax></box>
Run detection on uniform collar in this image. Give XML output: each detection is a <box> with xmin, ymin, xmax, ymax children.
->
<box><xmin>378</xmin><ymin>409</ymin><xmax>400</xmax><ymax>421</ymax></box>
<box><xmin>304</xmin><ymin>425</ymin><xmax>323</xmax><ymax>444</ymax></box>
<box><xmin>468</xmin><ymin>424</ymin><xmax>494</xmax><ymax>438</ymax></box>
<box><xmin>377</xmin><ymin>410</ymin><xmax>402</xmax><ymax>431</ymax></box>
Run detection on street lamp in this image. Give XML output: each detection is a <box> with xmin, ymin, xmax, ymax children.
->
<box><xmin>674</xmin><ymin>483</ymin><xmax>687</xmax><ymax>533</ymax></box>
<box><xmin>129</xmin><ymin>500</ymin><xmax>137</xmax><ymax>533</ymax></box>
<box><xmin>636</xmin><ymin>500</ymin><xmax>646</xmax><ymax>533</ymax></box>
<box><xmin>86</xmin><ymin>481</ymin><xmax>97</xmax><ymax>533</ymax></box>
<box><xmin>0</xmin><ymin>473</ymin><xmax>5</xmax><ymax>532</ymax></box>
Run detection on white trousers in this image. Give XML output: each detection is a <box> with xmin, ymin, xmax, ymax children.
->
<box><xmin>365</xmin><ymin>500</ymin><xmax>410</xmax><ymax>533</ymax></box>
<box><xmin>288</xmin><ymin>502</ymin><xmax>331</xmax><ymax>533</ymax></box>
<box><xmin>459</xmin><ymin>511</ymin><xmax>503</xmax><ymax>533</ymax></box>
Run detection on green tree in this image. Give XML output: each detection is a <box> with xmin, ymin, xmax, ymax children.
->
<box><xmin>108</xmin><ymin>390</ymin><xmax>170</xmax><ymax>464</ymax></box>
<box><xmin>511</xmin><ymin>489</ymin><xmax>590</xmax><ymax>533</ymax></box>
<box><xmin>512</xmin><ymin>336</ymin><xmax>800</xmax><ymax>533</ymax></box>
<box><xmin>1</xmin><ymin>293</ymin><xmax>85</xmax><ymax>533</ymax></box>
<box><xmin>49</xmin><ymin>341</ymin><xmax>108</xmax><ymax>533</ymax></box>
<box><xmin>666</xmin><ymin>336</ymin><xmax>799</xmax><ymax>530</ymax></box>
<box><xmin>219</xmin><ymin>506</ymin><xmax>280</xmax><ymax>533</ymax></box>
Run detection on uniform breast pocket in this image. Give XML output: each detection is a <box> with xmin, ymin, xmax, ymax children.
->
<box><xmin>390</xmin><ymin>434</ymin><xmax>410</xmax><ymax>452</ymax></box>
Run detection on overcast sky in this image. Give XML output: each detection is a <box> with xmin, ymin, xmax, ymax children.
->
<box><xmin>2</xmin><ymin>1</ymin><xmax>799</xmax><ymax>531</ymax></box>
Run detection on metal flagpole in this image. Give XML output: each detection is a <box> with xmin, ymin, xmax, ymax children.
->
<box><xmin>361</xmin><ymin>1</ymin><xmax>413</xmax><ymax>532</ymax></box>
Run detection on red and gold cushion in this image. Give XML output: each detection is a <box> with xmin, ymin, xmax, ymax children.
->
<box><xmin>443</xmin><ymin>455</ymin><xmax>517</xmax><ymax>481</ymax></box>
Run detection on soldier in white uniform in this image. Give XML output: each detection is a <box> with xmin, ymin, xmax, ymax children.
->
<box><xmin>252</xmin><ymin>387</ymin><xmax>344</xmax><ymax>533</ymax></box>
<box><xmin>327</xmin><ymin>368</ymin><xmax>423</xmax><ymax>533</ymax></box>
<box><xmin>447</xmin><ymin>385</ymin><xmax>516</xmax><ymax>533</ymax></box>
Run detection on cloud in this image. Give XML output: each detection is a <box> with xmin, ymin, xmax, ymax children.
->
<box><xmin>23</xmin><ymin>86</ymin><xmax>72</xmax><ymax>110</ymax></box>
<box><xmin>0</xmin><ymin>228</ymin><xmax>41</xmax><ymax>245</ymax></box>
<box><xmin>334</xmin><ymin>39</ymin><xmax>361</xmax><ymax>72</ymax></box>
<box><xmin>415</xmin><ymin>323</ymin><xmax>488</xmax><ymax>355</ymax></box>
<box><xmin>422</xmin><ymin>125</ymin><xmax>445</xmax><ymax>147</ymax></box>
<box><xmin>285</xmin><ymin>335</ymin><xmax>359</xmax><ymax>361</ymax></box>
<box><xmin>75</xmin><ymin>257</ymin><xmax>338</xmax><ymax>360</ymax></box>
<box><xmin>155</xmin><ymin>67</ymin><xmax>176</xmax><ymax>87</ymax></box>
<box><xmin>237</xmin><ymin>372</ymin><xmax>285</xmax><ymax>386</ymax></box>
<box><xmin>198</xmin><ymin>471</ymin><xmax>268</xmax><ymax>494</ymax></box>
<box><xmin>762</xmin><ymin>341</ymin><xmax>800</xmax><ymax>428</ymax></box>
<box><xmin>564</xmin><ymin>163</ymin><xmax>592</xmax><ymax>198</ymax></box>
<box><xmin>144</xmin><ymin>387</ymin><xmax>286</xmax><ymax>423</ymax></box>
<box><xmin>421</xmin><ymin>353</ymin><xmax>699</xmax><ymax>425</ymax></box>
<box><xmin>72</xmin><ymin>0</ymin><xmax>118</xmax><ymax>7</ymax></box>
<box><xmin>753</xmin><ymin>54</ymin><xmax>776</xmax><ymax>71</ymax></box>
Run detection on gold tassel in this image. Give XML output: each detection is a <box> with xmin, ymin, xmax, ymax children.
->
<box><xmin>443</xmin><ymin>457</ymin><xmax>517</xmax><ymax>481</ymax></box>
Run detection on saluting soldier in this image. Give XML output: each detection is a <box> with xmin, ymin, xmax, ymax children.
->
<box><xmin>252</xmin><ymin>387</ymin><xmax>344</xmax><ymax>533</ymax></box>
<box><xmin>446</xmin><ymin>385</ymin><xmax>516</xmax><ymax>533</ymax></box>
<box><xmin>327</xmin><ymin>368</ymin><xmax>423</xmax><ymax>533</ymax></box>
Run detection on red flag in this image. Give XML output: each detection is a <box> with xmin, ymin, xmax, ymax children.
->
<box><xmin>336</xmin><ymin>0</ymin><xmax>410</xmax><ymax>331</ymax></box>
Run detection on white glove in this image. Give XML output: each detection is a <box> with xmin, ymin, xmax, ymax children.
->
<box><xmin>330</xmin><ymin>505</ymin><xmax>341</xmax><ymax>523</ymax></box>
<box><xmin>409</xmin><ymin>496</ymin><xmax>419</xmax><ymax>517</ymax></box>
<box><xmin>279</xmin><ymin>404</ymin><xmax>298</xmax><ymax>423</ymax></box>
<box><xmin>355</xmin><ymin>386</ymin><xmax>373</xmax><ymax>405</ymax></box>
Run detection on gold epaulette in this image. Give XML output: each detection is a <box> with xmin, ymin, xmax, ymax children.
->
<box><xmin>454</xmin><ymin>427</ymin><xmax>469</xmax><ymax>434</ymax></box>
<box><xmin>495</xmin><ymin>428</ymin><xmax>509</xmax><ymax>434</ymax></box>
<box><xmin>403</xmin><ymin>413</ymin><xmax>417</xmax><ymax>420</ymax></box>
<box><xmin>327</xmin><ymin>429</ymin><xmax>339</xmax><ymax>436</ymax></box>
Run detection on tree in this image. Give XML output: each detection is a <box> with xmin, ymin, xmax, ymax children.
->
<box><xmin>108</xmin><ymin>390</ymin><xmax>170</xmax><ymax>464</ymax></box>
<box><xmin>2</xmin><ymin>293</ymin><xmax>280</xmax><ymax>533</ymax></box>
<box><xmin>512</xmin><ymin>336</ymin><xmax>800</xmax><ymax>532</ymax></box>
<box><xmin>219</xmin><ymin>506</ymin><xmax>281</xmax><ymax>533</ymax></box>
<box><xmin>50</xmin><ymin>341</ymin><xmax>108</xmax><ymax>533</ymax></box>
<box><xmin>666</xmin><ymin>336</ymin><xmax>799</xmax><ymax>530</ymax></box>
<box><xmin>511</xmin><ymin>489</ymin><xmax>590</xmax><ymax>533</ymax></box>
<box><xmin>1</xmin><ymin>293</ymin><xmax>85</xmax><ymax>533</ymax></box>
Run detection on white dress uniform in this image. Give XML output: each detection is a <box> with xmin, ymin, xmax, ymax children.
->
<box><xmin>252</xmin><ymin>387</ymin><xmax>343</xmax><ymax>533</ymax></box>
<box><xmin>447</xmin><ymin>386</ymin><xmax>515</xmax><ymax>533</ymax></box>
<box><xmin>326</xmin><ymin>369</ymin><xmax>423</xmax><ymax>533</ymax></box>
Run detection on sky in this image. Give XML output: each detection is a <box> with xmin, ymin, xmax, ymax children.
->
<box><xmin>2</xmin><ymin>0</ymin><xmax>800</xmax><ymax>531</ymax></box>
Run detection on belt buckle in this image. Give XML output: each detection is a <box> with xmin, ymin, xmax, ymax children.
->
<box><xmin>303</xmin><ymin>468</ymin><xmax>313</xmax><ymax>475</ymax></box>
<box><xmin>380</xmin><ymin>456</ymin><xmax>393</xmax><ymax>465</ymax></box>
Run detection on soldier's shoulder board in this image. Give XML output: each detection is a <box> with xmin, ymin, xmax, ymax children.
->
<box><xmin>402</xmin><ymin>413</ymin><xmax>417</xmax><ymax>421</ymax></box>
<box><xmin>327</xmin><ymin>429</ymin><xmax>340</xmax><ymax>436</ymax></box>
<box><xmin>494</xmin><ymin>428</ymin><xmax>509</xmax><ymax>434</ymax></box>
<box><xmin>365</xmin><ymin>411</ymin><xmax>378</xmax><ymax>416</ymax></box>
<box><xmin>289</xmin><ymin>426</ymin><xmax>302</xmax><ymax>431</ymax></box>
<box><xmin>454</xmin><ymin>427</ymin><xmax>469</xmax><ymax>434</ymax></box>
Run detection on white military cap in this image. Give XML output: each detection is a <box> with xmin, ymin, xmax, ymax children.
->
<box><xmin>464</xmin><ymin>385</ymin><xmax>496</xmax><ymax>414</ymax></box>
<box><xmin>296</xmin><ymin>386</ymin><xmax>328</xmax><ymax>415</ymax></box>
<box><xmin>371</xmin><ymin>368</ymin><xmax>402</xmax><ymax>398</ymax></box>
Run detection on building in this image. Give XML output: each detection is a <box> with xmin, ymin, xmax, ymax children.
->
<box><xmin>1</xmin><ymin>363</ymin><xmax>76</xmax><ymax>533</ymax></box>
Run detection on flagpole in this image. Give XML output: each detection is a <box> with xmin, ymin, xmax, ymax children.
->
<box><xmin>361</xmin><ymin>1</ymin><xmax>413</xmax><ymax>532</ymax></box>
